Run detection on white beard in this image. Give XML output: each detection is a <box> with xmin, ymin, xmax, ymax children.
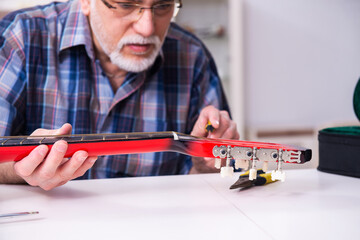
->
<box><xmin>89</xmin><ymin>2</ymin><xmax>162</xmax><ymax>72</ymax></box>
<box><xmin>109</xmin><ymin>35</ymin><xmax>161</xmax><ymax>72</ymax></box>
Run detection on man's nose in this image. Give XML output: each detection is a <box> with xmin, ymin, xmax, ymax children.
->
<box><xmin>133</xmin><ymin>9</ymin><xmax>155</xmax><ymax>37</ymax></box>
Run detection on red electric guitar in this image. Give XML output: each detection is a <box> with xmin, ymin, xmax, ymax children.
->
<box><xmin>0</xmin><ymin>131</ymin><xmax>311</xmax><ymax>181</ymax></box>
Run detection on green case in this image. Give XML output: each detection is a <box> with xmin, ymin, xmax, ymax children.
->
<box><xmin>318</xmin><ymin>127</ymin><xmax>360</xmax><ymax>178</ymax></box>
<box><xmin>317</xmin><ymin>78</ymin><xmax>360</xmax><ymax>178</ymax></box>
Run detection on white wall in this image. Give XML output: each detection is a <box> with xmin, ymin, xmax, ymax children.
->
<box><xmin>176</xmin><ymin>0</ymin><xmax>229</xmax><ymax>86</ymax></box>
<box><xmin>243</xmin><ymin>0</ymin><xmax>360</xmax><ymax>129</ymax></box>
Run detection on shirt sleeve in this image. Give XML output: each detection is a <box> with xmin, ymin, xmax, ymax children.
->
<box><xmin>0</xmin><ymin>17</ymin><xmax>27</xmax><ymax>136</ymax></box>
<box><xmin>186</xmin><ymin>44</ymin><xmax>230</xmax><ymax>134</ymax></box>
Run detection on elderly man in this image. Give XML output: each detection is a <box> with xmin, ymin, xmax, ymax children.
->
<box><xmin>0</xmin><ymin>0</ymin><xmax>239</xmax><ymax>190</ymax></box>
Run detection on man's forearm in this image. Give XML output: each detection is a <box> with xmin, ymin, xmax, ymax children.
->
<box><xmin>0</xmin><ymin>162</ymin><xmax>26</xmax><ymax>184</ymax></box>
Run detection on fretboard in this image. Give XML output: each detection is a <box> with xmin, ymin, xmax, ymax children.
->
<box><xmin>0</xmin><ymin>131</ymin><xmax>183</xmax><ymax>147</ymax></box>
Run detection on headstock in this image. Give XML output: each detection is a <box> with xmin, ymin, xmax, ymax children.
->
<box><xmin>212</xmin><ymin>143</ymin><xmax>311</xmax><ymax>182</ymax></box>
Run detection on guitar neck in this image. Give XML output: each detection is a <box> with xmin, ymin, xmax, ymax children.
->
<box><xmin>0</xmin><ymin>132</ymin><xmax>182</xmax><ymax>162</ymax></box>
<box><xmin>0</xmin><ymin>131</ymin><xmax>312</xmax><ymax>164</ymax></box>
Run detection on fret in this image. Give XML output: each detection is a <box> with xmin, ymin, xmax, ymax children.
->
<box><xmin>100</xmin><ymin>134</ymin><xmax>128</xmax><ymax>141</ymax></box>
<box><xmin>81</xmin><ymin>135</ymin><xmax>106</xmax><ymax>142</ymax></box>
<box><xmin>57</xmin><ymin>136</ymin><xmax>82</xmax><ymax>144</ymax></box>
<box><xmin>36</xmin><ymin>137</ymin><xmax>61</xmax><ymax>144</ymax></box>
<box><xmin>2</xmin><ymin>138</ymin><xmax>28</xmax><ymax>146</ymax></box>
<box><xmin>0</xmin><ymin>138</ymin><xmax>9</xmax><ymax>146</ymax></box>
<box><xmin>22</xmin><ymin>138</ymin><xmax>46</xmax><ymax>145</ymax></box>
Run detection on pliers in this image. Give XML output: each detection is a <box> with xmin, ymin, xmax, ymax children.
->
<box><xmin>230</xmin><ymin>169</ymin><xmax>277</xmax><ymax>190</ymax></box>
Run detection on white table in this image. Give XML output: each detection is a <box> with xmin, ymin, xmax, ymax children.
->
<box><xmin>1</xmin><ymin>169</ymin><xmax>359</xmax><ymax>240</ymax></box>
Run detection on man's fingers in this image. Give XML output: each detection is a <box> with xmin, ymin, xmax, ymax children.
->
<box><xmin>202</xmin><ymin>106</ymin><xmax>221</xmax><ymax>128</ymax></box>
<box><xmin>57</xmin><ymin>151</ymin><xmax>89</xmax><ymax>181</ymax></box>
<box><xmin>36</xmin><ymin>140</ymin><xmax>68</xmax><ymax>180</ymax></box>
<box><xmin>12</xmin><ymin>124</ymin><xmax>79</xmax><ymax>190</ymax></box>
<box><xmin>191</xmin><ymin>105</ymin><xmax>221</xmax><ymax>136</ymax></box>
<box><xmin>209</xmin><ymin>111</ymin><xmax>232</xmax><ymax>138</ymax></box>
<box><xmin>55</xmin><ymin>123</ymin><xmax>72</xmax><ymax>135</ymax></box>
<box><xmin>14</xmin><ymin>145</ymin><xmax>49</xmax><ymax>177</ymax></box>
<box><xmin>49</xmin><ymin>155</ymin><xmax>97</xmax><ymax>189</ymax></box>
<box><xmin>28</xmin><ymin>151</ymin><xmax>95</xmax><ymax>191</ymax></box>
<box><xmin>30</xmin><ymin>123</ymin><xmax>72</xmax><ymax>136</ymax></box>
<box><xmin>220</xmin><ymin>122</ymin><xmax>239</xmax><ymax>139</ymax></box>
<box><xmin>72</xmin><ymin>156</ymin><xmax>98</xmax><ymax>179</ymax></box>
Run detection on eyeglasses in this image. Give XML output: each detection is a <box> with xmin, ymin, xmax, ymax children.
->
<box><xmin>101</xmin><ymin>0</ymin><xmax>182</xmax><ymax>21</ymax></box>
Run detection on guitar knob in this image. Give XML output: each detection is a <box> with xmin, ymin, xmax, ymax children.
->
<box><xmin>220</xmin><ymin>166</ymin><xmax>234</xmax><ymax>178</ymax></box>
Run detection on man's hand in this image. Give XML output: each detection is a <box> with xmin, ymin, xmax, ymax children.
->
<box><xmin>12</xmin><ymin>123</ymin><xmax>97</xmax><ymax>190</ymax></box>
<box><xmin>189</xmin><ymin>106</ymin><xmax>239</xmax><ymax>174</ymax></box>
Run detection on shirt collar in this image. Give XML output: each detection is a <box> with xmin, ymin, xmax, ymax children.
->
<box><xmin>59</xmin><ymin>0</ymin><xmax>95</xmax><ymax>60</ymax></box>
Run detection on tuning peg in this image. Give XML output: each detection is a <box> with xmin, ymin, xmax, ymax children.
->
<box><xmin>249</xmin><ymin>168</ymin><xmax>257</xmax><ymax>180</ymax></box>
<box><xmin>214</xmin><ymin>158</ymin><xmax>221</xmax><ymax>169</ymax></box>
<box><xmin>271</xmin><ymin>155</ymin><xmax>286</xmax><ymax>182</ymax></box>
<box><xmin>271</xmin><ymin>170</ymin><xmax>286</xmax><ymax>182</ymax></box>
<box><xmin>220</xmin><ymin>166</ymin><xmax>234</xmax><ymax>177</ymax></box>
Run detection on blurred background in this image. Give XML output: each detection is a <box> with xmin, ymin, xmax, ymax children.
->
<box><xmin>1</xmin><ymin>0</ymin><xmax>360</xmax><ymax>170</ymax></box>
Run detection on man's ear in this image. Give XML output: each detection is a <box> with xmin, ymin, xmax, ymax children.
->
<box><xmin>79</xmin><ymin>0</ymin><xmax>91</xmax><ymax>16</ymax></box>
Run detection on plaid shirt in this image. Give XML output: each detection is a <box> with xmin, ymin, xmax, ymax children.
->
<box><xmin>0</xmin><ymin>0</ymin><xmax>229</xmax><ymax>179</ymax></box>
